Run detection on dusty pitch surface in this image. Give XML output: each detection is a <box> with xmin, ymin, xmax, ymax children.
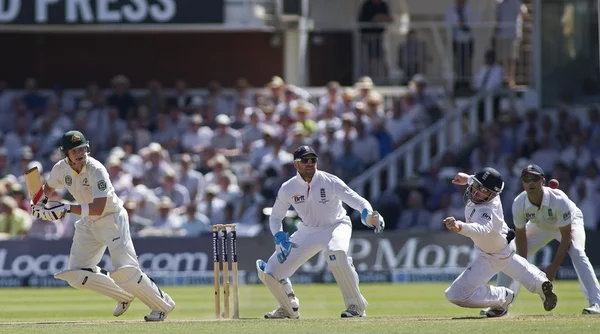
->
<box><xmin>1</xmin><ymin>282</ymin><xmax>599</xmax><ymax>333</ymax></box>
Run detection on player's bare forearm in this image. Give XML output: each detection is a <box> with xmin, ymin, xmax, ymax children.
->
<box><xmin>551</xmin><ymin>225</ymin><xmax>572</xmax><ymax>268</ymax></box>
<box><xmin>43</xmin><ymin>184</ymin><xmax>55</xmax><ymax>198</ymax></box>
<box><xmin>515</xmin><ymin>228</ymin><xmax>528</xmax><ymax>258</ymax></box>
<box><xmin>70</xmin><ymin>197</ymin><xmax>108</xmax><ymax>216</ymax></box>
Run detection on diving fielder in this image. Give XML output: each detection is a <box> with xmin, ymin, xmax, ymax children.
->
<box><xmin>256</xmin><ymin>145</ymin><xmax>385</xmax><ymax>319</ymax></box>
<box><xmin>483</xmin><ymin>164</ymin><xmax>600</xmax><ymax>316</ymax></box>
<box><xmin>443</xmin><ymin>167</ymin><xmax>557</xmax><ymax>317</ymax></box>
<box><xmin>31</xmin><ymin>130</ymin><xmax>176</xmax><ymax>321</ymax></box>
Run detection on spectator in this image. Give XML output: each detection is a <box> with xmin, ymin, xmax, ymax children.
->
<box><xmin>22</xmin><ymin>78</ymin><xmax>46</xmax><ymax>114</ymax></box>
<box><xmin>291</xmin><ymin>100</ymin><xmax>317</xmax><ymax>137</ymax></box>
<box><xmin>0</xmin><ymin>196</ymin><xmax>31</xmax><ymax>240</ymax></box>
<box><xmin>334</xmin><ymin>139</ymin><xmax>365</xmax><ymax>182</ymax></box>
<box><xmin>231</xmin><ymin>103</ymin><xmax>250</xmax><ymax>130</ymax></box>
<box><xmin>141</xmin><ymin>143</ymin><xmax>173</xmax><ymax>189</ymax></box>
<box><xmin>0</xmin><ymin>79</ymin><xmax>15</xmax><ymax>134</ymax></box>
<box><xmin>370</xmin><ymin>118</ymin><xmax>393</xmax><ymax>159</ymax></box>
<box><xmin>396</xmin><ymin>190</ymin><xmax>432</xmax><ymax>230</ymax></box>
<box><xmin>139</xmin><ymin>79</ymin><xmax>167</xmax><ymax>119</ymax></box>
<box><xmin>197</xmin><ymin>185</ymin><xmax>226</xmax><ymax>225</ymax></box>
<box><xmin>123</xmin><ymin>200</ymin><xmax>152</xmax><ymax>237</ymax></box>
<box><xmin>211</xmin><ymin>114</ymin><xmax>243</xmax><ymax>158</ymax></box>
<box><xmin>318</xmin><ymin>81</ymin><xmax>344</xmax><ymax>116</ymax></box>
<box><xmin>266</xmin><ymin>76</ymin><xmax>285</xmax><ymax>106</ymax></box>
<box><xmin>107</xmin><ymin>75</ymin><xmax>137</xmax><ymax>120</ymax></box>
<box><xmin>398</xmin><ymin>29</ymin><xmax>430</xmax><ymax>84</ymax></box>
<box><xmin>106</xmin><ymin>156</ymin><xmax>133</xmax><ymax>199</ymax></box>
<box><xmin>240</xmin><ymin>108</ymin><xmax>264</xmax><ymax>151</ymax></box>
<box><xmin>474</xmin><ymin>50</ymin><xmax>504</xmax><ymax>94</ymax></box>
<box><xmin>232</xmin><ymin>178</ymin><xmax>265</xmax><ymax>227</ymax></box>
<box><xmin>141</xmin><ymin>196</ymin><xmax>182</xmax><ymax>237</ymax></box>
<box><xmin>178</xmin><ymin>203</ymin><xmax>210</xmax><ymax>237</ymax></box>
<box><xmin>171</xmin><ymin>79</ymin><xmax>196</xmax><ymax>113</ymax></box>
<box><xmin>357</xmin><ymin>0</ymin><xmax>393</xmax><ymax>81</ymax></box>
<box><xmin>494</xmin><ymin>0</ymin><xmax>528</xmax><ymax>86</ymax></box>
<box><xmin>50</xmin><ymin>82</ymin><xmax>76</xmax><ymax>114</ymax></box>
<box><xmin>232</xmin><ymin>77</ymin><xmax>254</xmax><ymax>108</ymax></box>
<box><xmin>178</xmin><ymin>153</ymin><xmax>206</xmax><ymax>202</ymax></box>
<box><xmin>152</xmin><ymin>113</ymin><xmax>180</xmax><ymax>157</ymax></box>
<box><xmin>352</xmin><ymin>121</ymin><xmax>380</xmax><ymax>168</ymax></box>
<box><xmin>445</xmin><ymin>0</ymin><xmax>476</xmax><ymax>94</ymax></box>
<box><xmin>180</xmin><ymin>114</ymin><xmax>214</xmax><ymax>155</ymax></box>
<box><xmin>154</xmin><ymin>170</ymin><xmax>191</xmax><ymax>214</ymax></box>
<box><xmin>207</xmin><ymin>80</ymin><xmax>232</xmax><ymax>116</ymax></box>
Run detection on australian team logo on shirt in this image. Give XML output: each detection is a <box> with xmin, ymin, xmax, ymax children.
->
<box><xmin>292</xmin><ymin>194</ymin><xmax>305</xmax><ymax>204</ymax></box>
<box><xmin>65</xmin><ymin>175</ymin><xmax>72</xmax><ymax>186</ymax></box>
<box><xmin>82</xmin><ymin>178</ymin><xmax>89</xmax><ymax>187</ymax></box>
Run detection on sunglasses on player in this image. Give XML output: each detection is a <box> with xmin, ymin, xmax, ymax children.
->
<box><xmin>296</xmin><ymin>157</ymin><xmax>318</xmax><ymax>164</ymax></box>
<box><xmin>521</xmin><ymin>174</ymin><xmax>542</xmax><ymax>183</ymax></box>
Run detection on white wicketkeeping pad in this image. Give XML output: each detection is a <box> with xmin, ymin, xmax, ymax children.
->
<box><xmin>325</xmin><ymin>250</ymin><xmax>368</xmax><ymax>310</ymax></box>
<box><xmin>256</xmin><ymin>260</ymin><xmax>296</xmax><ymax>316</ymax></box>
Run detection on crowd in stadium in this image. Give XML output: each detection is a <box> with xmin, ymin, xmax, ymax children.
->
<box><xmin>0</xmin><ymin>72</ymin><xmax>598</xmax><ymax>240</ymax></box>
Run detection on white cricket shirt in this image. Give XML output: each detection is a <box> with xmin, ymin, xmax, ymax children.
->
<box><xmin>512</xmin><ymin>186</ymin><xmax>583</xmax><ymax>230</ymax></box>
<box><xmin>47</xmin><ymin>157</ymin><xmax>123</xmax><ymax>220</ymax></box>
<box><xmin>460</xmin><ymin>196</ymin><xmax>512</xmax><ymax>256</ymax></box>
<box><xmin>269</xmin><ymin>170</ymin><xmax>372</xmax><ymax>235</ymax></box>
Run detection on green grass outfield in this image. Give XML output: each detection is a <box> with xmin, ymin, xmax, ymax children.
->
<box><xmin>1</xmin><ymin>281</ymin><xmax>599</xmax><ymax>333</ymax></box>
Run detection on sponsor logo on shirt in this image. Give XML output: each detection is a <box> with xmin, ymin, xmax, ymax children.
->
<box><xmin>292</xmin><ymin>194</ymin><xmax>305</xmax><ymax>204</ymax></box>
<box><xmin>65</xmin><ymin>175</ymin><xmax>72</xmax><ymax>186</ymax></box>
<box><xmin>98</xmin><ymin>180</ymin><xmax>107</xmax><ymax>191</ymax></box>
<box><xmin>525</xmin><ymin>213</ymin><xmax>536</xmax><ymax>220</ymax></box>
<box><xmin>481</xmin><ymin>212</ymin><xmax>492</xmax><ymax>221</ymax></box>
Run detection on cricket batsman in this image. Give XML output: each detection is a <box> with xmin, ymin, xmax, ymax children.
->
<box><xmin>31</xmin><ymin>130</ymin><xmax>176</xmax><ymax>321</ymax></box>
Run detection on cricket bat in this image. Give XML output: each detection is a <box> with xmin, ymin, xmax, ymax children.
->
<box><xmin>24</xmin><ymin>167</ymin><xmax>45</xmax><ymax>205</ymax></box>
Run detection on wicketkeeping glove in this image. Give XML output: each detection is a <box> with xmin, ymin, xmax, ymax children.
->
<box><xmin>32</xmin><ymin>201</ymin><xmax>71</xmax><ymax>221</ymax></box>
<box><xmin>361</xmin><ymin>209</ymin><xmax>385</xmax><ymax>234</ymax></box>
<box><xmin>274</xmin><ymin>231</ymin><xmax>298</xmax><ymax>264</ymax></box>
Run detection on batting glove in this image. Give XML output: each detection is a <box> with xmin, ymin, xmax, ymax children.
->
<box><xmin>274</xmin><ymin>231</ymin><xmax>297</xmax><ymax>264</ymax></box>
<box><xmin>32</xmin><ymin>201</ymin><xmax>71</xmax><ymax>221</ymax></box>
<box><xmin>361</xmin><ymin>209</ymin><xmax>385</xmax><ymax>234</ymax></box>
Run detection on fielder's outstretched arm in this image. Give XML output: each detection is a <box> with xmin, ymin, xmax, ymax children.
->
<box><xmin>453</xmin><ymin>209</ymin><xmax>495</xmax><ymax>237</ymax></box>
<box><xmin>332</xmin><ymin>176</ymin><xmax>372</xmax><ymax>214</ymax></box>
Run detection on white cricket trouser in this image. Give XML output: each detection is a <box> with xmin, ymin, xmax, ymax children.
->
<box><xmin>265</xmin><ymin>221</ymin><xmax>353</xmax><ymax>280</ymax></box>
<box><xmin>68</xmin><ymin>208</ymin><xmax>139</xmax><ymax>270</ymax></box>
<box><xmin>445</xmin><ymin>246</ymin><xmax>547</xmax><ymax>308</ymax></box>
<box><xmin>496</xmin><ymin>221</ymin><xmax>600</xmax><ymax>305</ymax></box>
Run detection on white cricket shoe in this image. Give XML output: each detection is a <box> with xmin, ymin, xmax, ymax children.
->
<box><xmin>483</xmin><ymin>289</ymin><xmax>515</xmax><ymax>318</ymax></box>
<box><xmin>541</xmin><ymin>281</ymin><xmax>557</xmax><ymax>312</ymax></box>
<box><xmin>583</xmin><ymin>304</ymin><xmax>600</xmax><ymax>314</ymax></box>
<box><xmin>113</xmin><ymin>300</ymin><xmax>133</xmax><ymax>317</ymax></box>
<box><xmin>144</xmin><ymin>293</ymin><xmax>176</xmax><ymax>322</ymax></box>
<box><xmin>341</xmin><ymin>305</ymin><xmax>366</xmax><ymax>318</ymax></box>
<box><xmin>264</xmin><ymin>305</ymin><xmax>300</xmax><ymax>319</ymax></box>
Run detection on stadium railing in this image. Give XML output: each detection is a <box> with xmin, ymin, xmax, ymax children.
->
<box><xmin>348</xmin><ymin>88</ymin><xmax>518</xmax><ymax>201</ymax></box>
